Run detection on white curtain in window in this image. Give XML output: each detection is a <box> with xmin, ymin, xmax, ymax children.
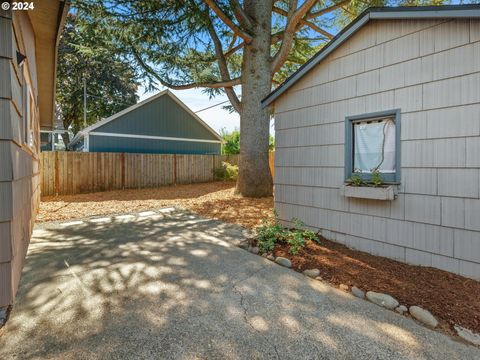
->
<box><xmin>353</xmin><ymin>118</ymin><xmax>395</xmax><ymax>173</ymax></box>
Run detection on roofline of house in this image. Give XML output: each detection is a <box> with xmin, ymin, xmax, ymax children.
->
<box><xmin>34</xmin><ymin>0</ymin><xmax>69</xmax><ymax>129</ymax></box>
<box><xmin>69</xmin><ymin>90</ymin><xmax>223</xmax><ymax>146</ymax></box>
<box><xmin>166</xmin><ymin>90</ymin><xmax>224</xmax><ymax>142</ymax></box>
<box><xmin>261</xmin><ymin>4</ymin><xmax>480</xmax><ymax>108</ymax></box>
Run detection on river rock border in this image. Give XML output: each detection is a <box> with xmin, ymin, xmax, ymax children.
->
<box><xmin>240</xmin><ymin>247</ymin><xmax>480</xmax><ymax>348</ymax></box>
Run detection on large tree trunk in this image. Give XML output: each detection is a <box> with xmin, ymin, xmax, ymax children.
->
<box><xmin>61</xmin><ymin>132</ymin><xmax>71</xmax><ymax>150</ymax></box>
<box><xmin>236</xmin><ymin>0</ymin><xmax>273</xmax><ymax>198</ymax></box>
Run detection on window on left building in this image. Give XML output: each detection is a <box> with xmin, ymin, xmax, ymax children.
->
<box><xmin>23</xmin><ymin>71</ymin><xmax>36</xmax><ymax>150</ymax></box>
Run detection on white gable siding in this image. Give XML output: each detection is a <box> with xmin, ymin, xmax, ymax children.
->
<box><xmin>274</xmin><ymin>19</ymin><xmax>480</xmax><ymax>279</ymax></box>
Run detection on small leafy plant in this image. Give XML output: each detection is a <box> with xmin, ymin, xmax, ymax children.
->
<box><xmin>213</xmin><ymin>161</ymin><xmax>238</xmax><ymax>181</ymax></box>
<box><xmin>255</xmin><ymin>212</ymin><xmax>320</xmax><ymax>255</ymax></box>
<box><xmin>371</xmin><ymin>168</ymin><xmax>384</xmax><ymax>187</ymax></box>
<box><xmin>292</xmin><ymin>218</ymin><xmax>318</xmax><ymax>243</ymax></box>
<box><xmin>256</xmin><ymin>214</ymin><xmax>286</xmax><ymax>253</ymax></box>
<box><xmin>347</xmin><ymin>170</ymin><xmax>364</xmax><ymax>186</ymax></box>
<box><xmin>287</xmin><ymin>231</ymin><xmax>305</xmax><ymax>255</ymax></box>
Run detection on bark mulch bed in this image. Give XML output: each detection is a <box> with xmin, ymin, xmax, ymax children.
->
<box><xmin>39</xmin><ymin>181</ymin><xmax>273</xmax><ymax>229</ymax></box>
<box><xmin>272</xmin><ymin>237</ymin><xmax>480</xmax><ymax>337</ymax></box>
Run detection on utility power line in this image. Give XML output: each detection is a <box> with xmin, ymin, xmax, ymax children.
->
<box><xmin>194</xmin><ymin>100</ymin><xmax>231</xmax><ymax>113</ymax></box>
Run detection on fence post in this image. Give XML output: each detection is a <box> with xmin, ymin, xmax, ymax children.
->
<box><xmin>54</xmin><ymin>151</ymin><xmax>59</xmax><ymax>196</ymax></box>
<box><xmin>121</xmin><ymin>152</ymin><xmax>125</xmax><ymax>189</ymax></box>
<box><xmin>212</xmin><ymin>154</ymin><xmax>215</xmax><ymax>181</ymax></box>
<box><xmin>173</xmin><ymin>153</ymin><xmax>177</xmax><ymax>185</ymax></box>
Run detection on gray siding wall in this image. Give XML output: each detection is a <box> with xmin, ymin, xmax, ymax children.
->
<box><xmin>0</xmin><ymin>11</ymin><xmax>41</xmax><ymax>306</ymax></box>
<box><xmin>91</xmin><ymin>94</ymin><xmax>220</xmax><ymax>154</ymax></box>
<box><xmin>274</xmin><ymin>18</ymin><xmax>480</xmax><ymax>280</ymax></box>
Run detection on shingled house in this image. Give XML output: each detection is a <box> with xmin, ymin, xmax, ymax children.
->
<box><xmin>262</xmin><ymin>5</ymin><xmax>480</xmax><ymax>279</ymax></box>
<box><xmin>0</xmin><ymin>1</ymin><xmax>68</xmax><ymax>308</ymax></box>
<box><xmin>69</xmin><ymin>90</ymin><xmax>222</xmax><ymax>155</ymax></box>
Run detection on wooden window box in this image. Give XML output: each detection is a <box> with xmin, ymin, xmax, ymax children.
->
<box><xmin>340</xmin><ymin>184</ymin><xmax>398</xmax><ymax>201</ymax></box>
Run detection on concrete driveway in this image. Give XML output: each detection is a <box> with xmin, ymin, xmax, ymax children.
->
<box><xmin>0</xmin><ymin>209</ymin><xmax>478</xmax><ymax>360</ymax></box>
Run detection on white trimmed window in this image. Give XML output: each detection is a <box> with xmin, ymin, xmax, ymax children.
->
<box><xmin>23</xmin><ymin>78</ymin><xmax>35</xmax><ymax>150</ymax></box>
<box><xmin>345</xmin><ymin>110</ymin><xmax>401</xmax><ymax>183</ymax></box>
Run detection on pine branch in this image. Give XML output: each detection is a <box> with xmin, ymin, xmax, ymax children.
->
<box><xmin>272</xmin><ymin>6</ymin><xmax>334</xmax><ymax>39</ymax></box>
<box><xmin>229</xmin><ymin>0</ymin><xmax>253</xmax><ymax>30</ymax></box>
<box><xmin>271</xmin><ymin>0</ymin><xmax>318</xmax><ymax>73</ymax></box>
<box><xmin>306</xmin><ymin>0</ymin><xmax>351</xmax><ymax>19</ymax></box>
<box><xmin>203</xmin><ymin>0</ymin><xmax>253</xmax><ymax>43</ymax></box>
<box><xmin>205</xmin><ymin>12</ymin><xmax>241</xmax><ymax>113</ymax></box>
<box><xmin>132</xmin><ymin>48</ymin><xmax>241</xmax><ymax>89</ymax></box>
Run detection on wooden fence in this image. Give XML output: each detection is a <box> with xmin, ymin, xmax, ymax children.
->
<box><xmin>40</xmin><ymin>151</ymin><xmax>275</xmax><ymax>196</ymax></box>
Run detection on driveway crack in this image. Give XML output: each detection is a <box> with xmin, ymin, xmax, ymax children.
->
<box><xmin>231</xmin><ymin>266</ymin><xmax>280</xmax><ymax>360</ymax></box>
<box><xmin>230</xmin><ymin>265</ymin><xmax>267</xmax><ymax>288</ymax></box>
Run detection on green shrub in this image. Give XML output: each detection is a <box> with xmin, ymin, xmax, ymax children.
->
<box><xmin>213</xmin><ymin>161</ymin><xmax>238</xmax><ymax>181</ymax></box>
<box><xmin>286</xmin><ymin>231</ymin><xmax>305</xmax><ymax>255</ymax></box>
<box><xmin>255</xmin><ymin>212</ymin><xmax>320</xmax><ymax>255</ymax></box>
<box><xmin>220</xmin><ymin>129</ymin><xmax>240</xmax><ymax>155</ymax></box>
<box><xmin>292</xmin><ymin>218</ymin><xmax>319</xmax><ymax>244</ymax></box>
<box><xmin>256</xmin><ymin>218</ymin><xmax>286</xmax><ymax>253</ymax></box>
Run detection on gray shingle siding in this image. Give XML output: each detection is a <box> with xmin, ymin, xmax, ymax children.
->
<box><xmin>77</xmin><ymin>92</ymin><xmax>222</xmax><ymax>155</ymax></box>
<box><xmin>95</xmin><ymin>94</ymin><xmax>219</xmax><ymax>141</ymax></box>
<box><xmin>89</xmin><ymin>134</ymin><xmax>220</xmax><ymax>155</ymax></box>
<box><xmin>272</xmin><ymin>18</ymin><xmax>480</xmax><ymax>280</ymax></box>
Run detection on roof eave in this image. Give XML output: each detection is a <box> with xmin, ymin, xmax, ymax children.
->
<box><xmin>29</xmin><ymin>0</ymin><xmax>69</xmax><ymax>129</ymax></box>
<box><xmin>68</xmin><ymin>131</ymin><xmax>85</xmax><ymax>147</ymax></box>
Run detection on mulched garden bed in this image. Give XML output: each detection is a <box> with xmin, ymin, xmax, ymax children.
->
<box><xmin>39</xmin><ymin>182</ymin><xmax>273</xmax><ymax>228</ymax></box>
<box><xmin>271</xmin><ymin>237</ymin><xmax>480</xmax><ymax>337</ymax></box>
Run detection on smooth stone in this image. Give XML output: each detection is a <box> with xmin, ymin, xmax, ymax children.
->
<box><xmin>339</xmin><ymin>284</ymin><xmax>349</xmax><ymax>291</ymax></box>
<box><xmin>303</xmin><ymin>269</ymin><xmax>320</xmax><ymax>278</ymax></box>
<box><xmin>0</xmin><ymin>307</ymin><xmax>7</xmax><ymax>326</ymax></box>
<box><xmin>454</xmin><ymin>325</ymin><xmax>480</xmax><ymax>346</ymax></box>
<box><xmin>366</xmin><ymin>291</ymin><xmax>399</xmax><ymax>310</ymax></box>
<box><xmin>267</xmin><ymin>255</ymin><xmax>275</xmax><ymax>261</ymax></box>
<box><xmin>238</xmin><ymin>241</ymin><xmax>250</xmax><ymax>250</ymax></box>
<box><xmin>275</xmin><ymin>257</ymin><xmax>292</xmax><ymax>268</ymax></box>
<box><xmin>249</xmin><ymin>246</ymin><xmax>259</xmax><ymax>255</ymax></box>
<box><xmin>351</xmin><ymin>286</ymin><xmax>365</xmax><ymax>299</ymax></box>
<box><xmin>315</xmin><ymin>276</ymin><xmax>323</xmax><ymax>281</ymax></box>
<box><xmin>242</xmin><ymin>229</ymin><xmax>255</xmax><ymax>238</ymax></box>
<box><xmin>409</xmin><ymin>306</ymin><xmax>438</xmax><ymax>328</ymax></box>
<box><xmin>395</xmin><ymin>305</ymin><xmax>408</xmax><ymax>315</ymax></box>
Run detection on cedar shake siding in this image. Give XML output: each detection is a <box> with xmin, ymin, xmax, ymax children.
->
<box><xmin>269</xmin><ymin>14</ymin><xmax>480</xmax><ymax>279</ymax></box>
<box><xmin>0</xmin><ymin>4</ymin><xmax>67</xmax><ymax>307</ymax></box>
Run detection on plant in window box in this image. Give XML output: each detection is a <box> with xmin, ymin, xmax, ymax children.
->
<box><xmin>347</xmin><ymin>169</ymin><xmax>364</xmax><ymax>186</ymax></box>
<box><xmin>342</xmin><ymin>169</ymin><xmax>396</xmax><ymax>200</ymax></box>
<box><xmin>370</xmin><ymin>169</ymin><xmax>384</xmax><ymax>187</ymax></box>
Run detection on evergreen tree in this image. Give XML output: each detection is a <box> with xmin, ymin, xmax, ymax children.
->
<box><xmin>78</xmin><ymin>0</ymin><xmax>448</xmax><ymax>195</ymax></box>
<box><xmin>56</xmin><ymin>12</ymin><xmax>139</xmax><ymax>145</ymax></box>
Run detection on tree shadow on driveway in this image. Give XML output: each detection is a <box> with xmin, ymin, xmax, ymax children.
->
<box><xmin>0</xmin><ymin>210</ymin><xmax>478</xmax><ymax>359</ymax></box>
